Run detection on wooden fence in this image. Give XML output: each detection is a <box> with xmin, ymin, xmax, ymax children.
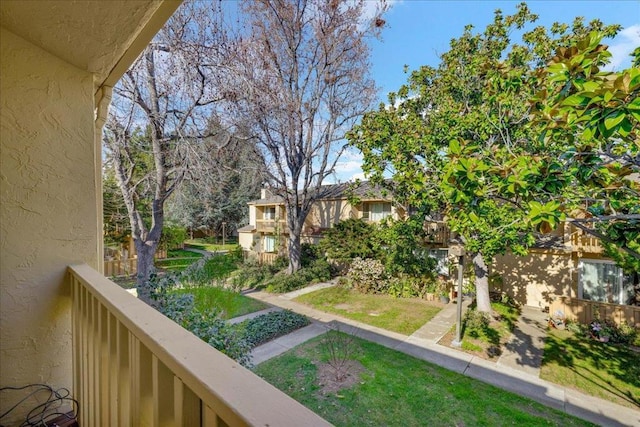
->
<box><xmin>550</xmin><ymin>296</ymin><xmax>640</xmax><ymax>328</ymax></box>
<box><xmin>103</xmin><ymin>248</ymin><xmax>168</xmax><ymax>277</ymax></box>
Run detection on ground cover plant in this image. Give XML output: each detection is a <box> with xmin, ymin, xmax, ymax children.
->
<box><xmin>236</xmin><ymin>310</ymin><xmax>310</xmax><ymax>348</ymax></box>
<box><xmin>440</xmin><ymin>300</ymin><xmax>520</xmax><ymax>359</ymax></box>
<box><xmin>254</xmin><ymin>331</ymin><xmax>595</xmax><ymax>427</ymax></box>
<box><xmin>541</xmin><ymin>326</ymin><xmax>640</xmax><ymax>409</ymax></box>
<box><xmin>171</xmin><ymin>286</ymin><xmax>267</xmax><ymax>320</ymax></box>
<box><xmin>294</xmin><ymin>286</ymin><xmax>442</xmax><ymax>335</ymax></box>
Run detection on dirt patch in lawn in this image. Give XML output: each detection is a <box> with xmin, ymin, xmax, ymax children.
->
<box><xmin>316</xmin><ymin>360</ymin><xmax>367</xmax><ymax>396</ymax></box>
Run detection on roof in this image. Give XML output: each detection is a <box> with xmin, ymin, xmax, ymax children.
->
<box><xmin>249</xmin><ymin>181</ymin><xmax>391</xmax><ymax>205</ymax></box>
<box><xmin>237</xmin><ymin>225</ymin><xmax>255</xmax><ymax>232</ymax></box>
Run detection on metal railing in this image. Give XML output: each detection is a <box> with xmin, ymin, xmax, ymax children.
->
<box><xmin>68</xmin><ymin>264</ymin><xmax>329</xmax><ymax>426</ymax></box>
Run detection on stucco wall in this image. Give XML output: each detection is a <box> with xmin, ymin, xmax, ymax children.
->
<box><xmin>305</xmin><ymin>199</ymin><xmax>353</xmax><ymax>229</ymax></box>
<box><xmin>492</xmin><ymin>250</ymin><xmax>575</xmax><ymax>309</ymax></box>
<box><xmin>0</xmin><ymin>28</ymin><xmax>98</xmax><ymax>423</ymax></box>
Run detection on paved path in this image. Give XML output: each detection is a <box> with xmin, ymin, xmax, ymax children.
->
<box><xmin>245</xmin><ymin>288</ymin><xmax>640</xmax><ymax>427</ymax></box>
<box><xmin>497</xmin><ymin>305</ymin><xmax>548</xmax><ymax>376</ymax></box>
<box><xmin>410</xmin><ymin>297</ymin><xmax>472</xmax><ymax>343</ymax></box>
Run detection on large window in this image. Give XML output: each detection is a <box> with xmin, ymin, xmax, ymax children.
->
<box><xmin>263</xmin><ymin>235</ymin><xmax>276</xmax><ymax>253</ymax></box>
<box><xmin>363</xmin><ymin>202</ymin><xmax>392</xmax><ymax>222</ymax></box>
<box><xmin>578</xmin><ymin>259</ymin><xmax>636</xmax><ymax>305</ymax></box>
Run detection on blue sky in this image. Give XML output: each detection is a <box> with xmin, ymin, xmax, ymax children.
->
<box><xmin>331</xmin><ymin>0</ymin><xmax>640</xmax><ymax>182</ymax></box>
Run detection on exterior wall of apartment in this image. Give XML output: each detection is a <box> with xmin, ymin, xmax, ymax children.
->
<box><xmin>304</xmin><ymin>199</ymin><xmax>354</xmax><ymax>231</ymax></box>
<box><xmin>0</xmin><ymin>28</ymin><xmax>99</xmax><ymax>422</ymax></box>
<box><xmin>492</xmin><ymin>250</ymin><xmax>575</xmax><ymax>309</ymax></box>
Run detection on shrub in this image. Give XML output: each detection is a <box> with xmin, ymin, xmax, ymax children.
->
<box><xmin>161</xmin><ymin>225</ymin><xmax>188</xmax><ymax>250</ymax></box>
<box><xmin>346</xmin><ymin>257</ymin><xmax>389</xmax><ymax>294</ymax></box>
<box><xmin>238</xmin><ymin>310</ymin><xmax>310</xmax><ymax>348</ymax></box>
<box><xmin>463</xmin><ymin>309</ymin><xmax>490</xmax><ymax>339</ymax></box>
<box><xmin>387</xmin><ymin>275</ymin><xmax>440</xmax><ymax>298</ymax></box>
<box><xmin>230</xmin><ymin>262</ymin><xmax>272</xmax><ymax>290</ymax></box>
<box><xmin>265</xmin><ymin>258</ymin><xmax>333</xmax><ymax>293</ymax></box>
<box><xmin>301</xmin><ymin>242</ymin><xmax>321</xmax><ymax>267</ymax></box>
<box><xmin>320</xmin><ymin>218</ymin><xmax>380</xmax><ymax>262</ymax></box>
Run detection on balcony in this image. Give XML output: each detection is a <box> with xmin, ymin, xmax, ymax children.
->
<box><xmin>424</xmin><ymin>222</ymin><xmax>451</xmax><ymax>245</ymax></box>
<box><xmin>69</xmin><ymin>264</ymin><xmax>329</xmax><ymax>426</ymax></box>
<box><xmin>255</xmin><ymin>219</ymin><xmax>286</xmax><ymax>233</ymax></box>
<box><xmin>569</xmin><ymin>233</ymin><xmax>604</xmax><ymax>254</ymax></box>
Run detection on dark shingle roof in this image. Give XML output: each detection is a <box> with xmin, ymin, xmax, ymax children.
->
<box><xmin>249</xmin><ymin>181</ymin><xmax>391</xmax><ymax>205</ymax></box>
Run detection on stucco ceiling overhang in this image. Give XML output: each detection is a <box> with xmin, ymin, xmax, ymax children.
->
<box><xmin>0</xmin><ymin>0</ymin><xmax>181</xmax><ymax>94</ymax></box>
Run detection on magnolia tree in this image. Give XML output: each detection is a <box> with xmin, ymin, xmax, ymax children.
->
<box><xmin>104</xmin><ymin>3</ymin><xmax>229</xmax><ymax>302</ymax></box>
<box><xmin>223</xmin><ymin>0</ymin><xmax>387</xmax><ymax>273</ymax></box>
<box><xmin>349</xmin><ymin>4</ymin><xmax>625</xmax><ymax>313</ymax></box>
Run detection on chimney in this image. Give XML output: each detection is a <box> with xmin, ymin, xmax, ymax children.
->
<box><xmin>261</xmin><ymin>187</ymin><xmax>272</xmax><ymax>199</ymax></box>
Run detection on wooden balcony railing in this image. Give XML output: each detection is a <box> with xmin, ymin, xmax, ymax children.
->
<box><xmin>424</xmin><ymin>222</ymin><xmax>450</xmax><ymax>244</ymax></box>
<box><xmin>569</xmin><ymin>232</ymin><xmax>603</xmax><ymax>254</ymax></box>
<box><xmin>69</xmin><ymin>264</ymin><xmax>330</xmax><ymax>426</ymax></box>
<box><xmin>255</xmin><ymin>219</ymin><xmax>286</xmax><ymax>232</ymax></box>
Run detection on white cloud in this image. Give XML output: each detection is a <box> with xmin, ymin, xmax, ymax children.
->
<box><xmin>331</xmin><ymin>149</ymin><xmax>367</xmax><ymax>182</ymax></box>
<box><xmin>604</xmin><ymin>24</ymin><xmax>640</xmax><ymax>71</ymax></box>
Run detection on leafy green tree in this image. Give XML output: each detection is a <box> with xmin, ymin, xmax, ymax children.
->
<box><xmin>349</xmin><ymin>3</ymin><xmax>621</xmax><ymax>312</ymax></box>
<box><xmin>529</xmin><ymin>32</ymin><xmax>640</xmax><ymax>271</ymax></box>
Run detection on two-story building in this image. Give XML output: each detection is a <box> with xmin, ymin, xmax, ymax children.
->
<box><xmin>239</xmin><ymin>181</ymin><xmax>405</xmax><ymax>261</ymax></box>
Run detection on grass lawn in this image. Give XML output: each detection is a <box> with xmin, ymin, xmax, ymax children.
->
<box><xmin>254</xmin><ymin>332</ymin><xmax>594</xmax><ymax>427</ymax></box>
<box><xmin>440</xmin><ymin>301</ymin><xmax>520</xmax><ymax>360</ymax></box>
<box><xmin>185</xmin><ymin>238</ymin><xmax>238</xmax><ymax>253</ymax></box>
<box><xmin>172</xmin><ymin>286</ymin><xmax>267</xmax><ymax>319</ymax></box>
<box><xmin>540</xmin><ymin>328</ymin><xmax>640</xmax><ymax>409</ymax></box>
<box><xmin>167</xmin><ymin>249</ymin><xmax>203</xmax><ymax>258</ymax></box>
<box><xmin>156</xmin><ymin>257</ymin><xmax>201</xmax><ymax>272</ymax></box>
<box><xmin>294</xmin><ymin>286</ymin><xmax>442</xmax><ymax>335</ymax></box>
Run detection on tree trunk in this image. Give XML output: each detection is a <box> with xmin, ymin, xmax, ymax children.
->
<box><xmin>287</xmin><ymin>227</ymin><xmax>302</xmax><ymax>274</ymax></box>
<box><xmin>135</xmin><ymin>239</ymin><xmax>158</xmax><ymax>305</ymax></box>
<box><xmin>473</xmin><ymin>251</ymin><xmax>492</xmax><ymax>313</ymax></box>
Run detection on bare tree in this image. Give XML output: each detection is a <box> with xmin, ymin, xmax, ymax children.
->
<box><xmin>226</xmin><ymin>0</ymin><xmax>386</xmax><ymax>272</ymax></box>
<box><xmin>104</xmin><ymin>2</ymin><xmax>228</xmax><ymax>302</ymax></box>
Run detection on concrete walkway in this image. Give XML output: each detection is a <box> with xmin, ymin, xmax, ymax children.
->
<box><xmin>497</xmin><ymin>305</ymin><xmax>548</xmax><ymax>377</ymax></box>
<box><xmin>245</xmin><ymin>289</ymin><xmax>640</xmax><ymax>427</ymax></box>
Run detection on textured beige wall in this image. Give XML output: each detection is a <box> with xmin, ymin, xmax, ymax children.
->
<box><xmin>305</xmin><ymin>199</ymin><xmax>353</xmax><ymax>228</ymax></box>
<box><xmin>0</xmin><ymin>28</ymin><xmax>99</xmax><ymax>422</ymax></box>
<box><xmin>492</xmin><ymin>250</ymin><xmax>575</xmax><ymax>309</ymax></box>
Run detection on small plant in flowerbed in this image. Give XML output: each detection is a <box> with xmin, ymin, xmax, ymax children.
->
<box><xmin>440</xmin><ymin>301</ymin><xmax>520</xmax><ymax>359</ymax></box>
<box><xmin>564</xmin><ymin>315</ymin><xmax>638</xmax><ymax>345</ymax></box>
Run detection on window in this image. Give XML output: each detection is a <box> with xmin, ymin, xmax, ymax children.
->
<box><xmin>428</xmin><ymin>249</ymin><xmax>450</xmax><ymax>277</ymax></box>
<box><xmin>364</xmin><ymin>202</ymin><xmax>392</xmax><ymax>222</ymax></box>
<box><xmin>263</xmin><ymin>235</ymin><xmax>276</xmax><ymax>253</ymax></box>
<box><xmin>578</xmin><ymin>259</ymin><xmax>635</xmax><ymax>305</ymax></box>
<box><xmin>263</xmin><ymin>206</ymin><xmax>276</xmax><ymax>220</ymax></box>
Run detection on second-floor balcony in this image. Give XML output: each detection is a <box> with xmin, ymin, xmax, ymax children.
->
<box><xmin>68</xmin><ymin>264</ymin><xmax>329</xmax><ymax>426</ymax></box>
<box><xmin>255</xmin><ymin>218</ymin><xmax>287</xmax><ymax>232</ymax></box>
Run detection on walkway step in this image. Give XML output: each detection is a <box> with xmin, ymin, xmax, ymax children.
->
<box><xmin>251</xmin><ymin>323</ymin><xmax>327</xmax><ymax>365</ymax></box>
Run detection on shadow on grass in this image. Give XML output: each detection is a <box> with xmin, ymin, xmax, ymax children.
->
<box><xmin>542</xmin><ymin>331</ymin><xmax>640</xmax><ymax>408</ymax></box>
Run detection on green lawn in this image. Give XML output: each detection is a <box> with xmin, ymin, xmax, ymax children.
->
<box><xmin>255</xmin><ymin>332</ymin><xmax>594</xmax><ymax>427</ymax></box>
<box><xmin>540</xmin><ymin>328</ymin><xmax>640</xmax><ymax>409</ymax></box>
<box><xmin>172</xmin><ymin>286</ymin><xmax>267</xmax><ymax>319</ymax></box>
<box><xmin>185</xmin><ymin>238</ymin><xmax>238</xmax><ymax>253</ymax></box>
<box><xmin>294</xmin><ymin>286</ymin><xmax>442</xmax><ymax>335</ymax></box>
<box><xmin>167</xmin><ymin>249</ymin><xmax>203</xmax><ymax>258</ymax></box>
